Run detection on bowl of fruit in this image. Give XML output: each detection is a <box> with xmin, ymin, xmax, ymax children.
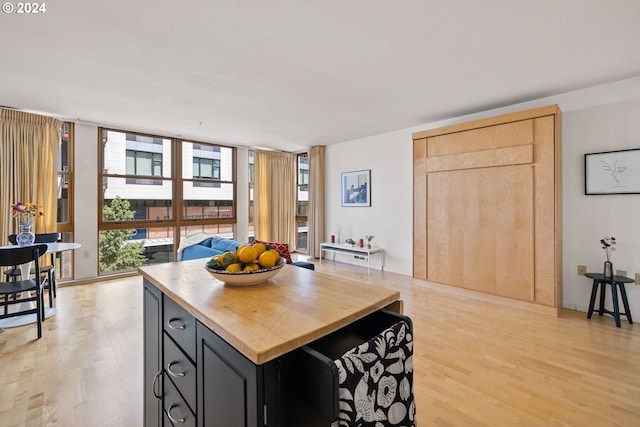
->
<box><xmin>204</xmin><ymin>243</ymin><xmax>285</xmax><ymax>286</ymax></box>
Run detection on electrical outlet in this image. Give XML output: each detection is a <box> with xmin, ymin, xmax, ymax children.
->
<box><xmin>577</xmin><ymin>265</ymin><xmax>587</xmax><ymax>276</ymax></box>
<box><xmin>636</xmin><ymin>273</ymin><xmax>640</xmax><ymax>284</ymax></box>
<box><xmin>617</xmin><ymin>269</ymin><xmax>627</xmax><ymax>278</ymax></box>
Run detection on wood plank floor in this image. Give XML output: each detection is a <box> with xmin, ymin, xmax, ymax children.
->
<box><xmin>1</xmin><ymin>260</ymin><xmax>640</xmax><ymax>426</ymax></box>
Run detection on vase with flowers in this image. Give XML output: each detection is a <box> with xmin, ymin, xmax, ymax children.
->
<box><xmin>600</xmin><ymin>236</ymin><xmax>616</xmax><ymax>278</ymax></box>
<box><xmin>11</xmin><ymin>202</ymin><xmax>44</xmax><ymax>246</ymax></box>
<box><xmin>365</xmin><ymin>235</ymin><xmax>375</xmax><ymax>249</ymax></box>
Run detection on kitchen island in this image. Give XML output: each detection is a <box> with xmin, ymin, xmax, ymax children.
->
<box><xmin>140</xmin><ymin>259</ymin><xmax>405</xmax><ymax>426</ymax></box>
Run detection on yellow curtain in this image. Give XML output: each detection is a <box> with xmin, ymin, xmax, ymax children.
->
<box><xmin>254</xmin><ymin>150</ymin><xmax>296</xmax><ymax>248</ymax></box>
<box><xmin>307</xmin><ymin>146</ymin><xmax>325</xmax><ymax>258</ymax></box>
<box><xmin>0</xmin><ymin>109</ymin><xmax>61</xmax><ymax>240</ymax></box>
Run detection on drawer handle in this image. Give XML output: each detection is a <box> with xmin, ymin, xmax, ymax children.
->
<box><xmin>152</xmin><ymin>369</ymin><xmax>162</xmax><ymax>399</ymax></box>
<box><xmin>166</xmin><ymin>404</ymin><xmax>186</xmax><ymax>424</ymax></box>
<box><xmin>167</xmin><ymin>317</ymin><xmax>186</xmax><ymax>331</ymax></box>
<box><xmin>166</xmin><ymin>361</ymin><xmax>185</xmax><ymax>378</ymax></box>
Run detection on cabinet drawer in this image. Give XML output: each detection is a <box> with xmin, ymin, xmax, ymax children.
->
<box><xmin>164</xmin><ymin>297</ymin><xmax>196</xmax><ymax>362</ymax></box>
<box><xmin>164</xmin><ymin>332</ymin><xmax>196</xmax><ymax>415</ymax></box>
<box><xmin>164</xmin><ymin>373</ymin><xmax>196</xmax><ymax>427</ymax></box>
<box><xmin>281</xmin><ymin>309</ymin><xmax>412</xmax><ymax>426</ymax></box>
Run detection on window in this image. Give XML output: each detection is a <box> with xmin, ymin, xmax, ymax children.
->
<box><xmin>192</xmin><ymin>145</ymin><xmax>221</xmax><ymax>188</ymax></box>
<box><xmin>99</xmin><ymin>129</ymin><xmax>237</xmax><ymax>275</ymax></box>
<box><xmin>193</xmin><ymin>157</ymin><xmax>220</xmax><ymax>180</ymax></box>
<box><xmin>296</xmin><ymin>153</ymin><xmax>309</xmax><ymax>252</ymax></box>
<box><xmin>56</xmin><ymin>122</ymin><xmax>75</xmax><ymax>281</ymax></box>
<box><xmin>182</xmin><ymin>141</ymin><xmax>234</xmax><ymax>222</ymax></box>
<box><xmin>124</xmin><ymin>134</ymin><xmax>164</xmax><ymax>185</ymax></box>
<box><xmin>126</xmin><ymin>150</ymin><xmax>162</xmax><ymax>176</ymax></box>
<box><xmin>248</xmin><ymin>150</ymin><xmax>254</xmax><ymax>241</ymax></box>
<box><xmin>101</xmin><ymin>129</ymin><xmax>173</xmax><ymax>223</ymax></box>
<box><xmin>57</xmin><ymin>123</ymin><xmax>72</xmax><ymax>225</ymax></box>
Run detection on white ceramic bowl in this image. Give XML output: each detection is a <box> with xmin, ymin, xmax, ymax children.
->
<box><xmin>205</xmin><ymin>258</ymin><xmax>286</xmax><ymax>286</ymax></box>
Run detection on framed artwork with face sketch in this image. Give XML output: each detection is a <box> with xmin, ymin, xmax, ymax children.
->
<box><xmin>585</xmin><ymin>148</ymin><xmax>640</xmax><ymax>195</ymax></box>
<box><xmin>341</xmin><ymin>169</ymin><xmax>371</xmax><ymax>206</ymax></box>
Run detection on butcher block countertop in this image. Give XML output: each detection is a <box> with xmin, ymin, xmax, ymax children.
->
<box><xmin>139</xmin><ymin>259</ymin><xmax>400</xmax><ymax>364</ymax></box>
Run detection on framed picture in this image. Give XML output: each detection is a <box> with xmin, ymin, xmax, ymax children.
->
<box><xmin>585</xmin><ymin>148</ymin><xmax>640</xmax><ymax>195</ymax></box>
<box><xmin>342</xmin><ymin>169</ymin><xmax>371</xmax><ymax>206</ymax></box>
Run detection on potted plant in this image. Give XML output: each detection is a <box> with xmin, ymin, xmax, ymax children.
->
<box><xmin>600</xmin><ymin>236</ymin><xmax>616</xmax><ymax>278</ymax></box>
<box><xmin>365</xmin><ymin>235</ymin><xmax>375</xmax><ymax>249</ymax></box>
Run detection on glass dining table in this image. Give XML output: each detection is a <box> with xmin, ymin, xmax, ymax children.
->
<box><xmin>0</xmin><ymin>242</ymin><xmax>81</xmax><ymax>332</ymax></box>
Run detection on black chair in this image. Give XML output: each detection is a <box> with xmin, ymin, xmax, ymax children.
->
<box><xmin>6</xmin><ymin>233</ymin><xmax>60</xmax><ymax>307</ymax></box>
<box><xmin>0</xmin><ymin>244</ymin><xmax>48</xmax><ymax>339</ymax></box>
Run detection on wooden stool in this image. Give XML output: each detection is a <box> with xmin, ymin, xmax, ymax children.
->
<box><xmin>585</xmin><ymin>273</ymin><xmax>634</xmax><ymax>328</ymax></box>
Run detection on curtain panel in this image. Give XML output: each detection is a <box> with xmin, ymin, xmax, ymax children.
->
<box><xmin>307</xmin><ymin>146</ymin><xmax>325</xmax><ymax>258</ymax></box>
<box><xmin>0</xmin><ymin>109</ymin><xmax>61</xmax><ymax>240</ymax></box>
<box><xmin>254</xmin><ymin>150</ymin><xmax>296</xmax><ymax>249</ymax></box>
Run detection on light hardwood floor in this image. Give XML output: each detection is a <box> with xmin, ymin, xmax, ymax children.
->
<box><xmin>1</xmin><ymin>261</ymin><xmax>640</xmax><ymax>427</ymax></box>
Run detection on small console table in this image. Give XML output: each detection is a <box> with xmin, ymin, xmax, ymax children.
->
<box><xmin>585</xmin><ymin>272</ymin><xmax>634</xmax><ymax>328</ymax></box>
<box><xmin>319</xmin><ymin>242</ymin><xmax>384</xmax><ymax>275</ymax></box>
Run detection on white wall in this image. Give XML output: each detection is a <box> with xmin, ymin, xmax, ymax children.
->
<box><xmin>562</xmin><ymin>99</ymin><xmax>640</xmax><ymax>312</ymax></box>
<box><xmin>326</xmin><ymin>76</ymin><xmax>640</xmax><ymax>314</ymax></box>
<box><xmin>325</xmin><ymin>131</ymin><xmax>414</xmax><ymax>274</ymax></box>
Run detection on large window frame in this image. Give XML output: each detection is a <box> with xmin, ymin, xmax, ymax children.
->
<box><xmin>248</xmin><ymin>150</ymin><xmax>255</xmax><ymax>241</ymax></box>
<box><xmin>98</xmin><ymin>128</ymin><xmax>237</xmax><ymax>275</ymax></box>
<box><xmin>296</xmin><ymin>152</ymin><xmax>309</xmax><ymax>253</ymax></box>
<box><xmin>56</xmin><ymin>122</ymin><xmax>75</xmax><ymax>281</ymax></box>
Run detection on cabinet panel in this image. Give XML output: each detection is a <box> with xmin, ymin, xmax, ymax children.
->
<box><xmin>533</xmin><ymin>115</ymin><xmax>559</xmax><ymax>306</ymax></box>
<box><xmin>164</xmin><ymin>297</ymin><xmax>196</xmax><ymax>362</ymax></box>
<box><xmin>164</xmin><ymin>332</ymin><xmax>197</xmax><ymax>415</ymax></box>
<box><xmin>427</xmin><ymin>165</ymin><xmax>534</xmax><ymax>301</ymax></box>
<box><xmin>413</xmin><ymin>138</ymin><xmax>428</xmax><ymax>280</ymax></box>
<box><xmin>164</xmin><ymin>372</ymin><xmax>196</xmax><ymax>427</ymax></box>
<box><xmin>196</xmin><ymin>322</ymin><xmax>261</xmax><ymax>427</ymax></box>
<box><xmin>143</xmin><ymin>281</ymin><xmax>163</xmax><ymax>427</ymax></box>
<box><xmin>425</xmin><ymin>144</ymin><xmax>533</xmax><ymax>173</ymax></box>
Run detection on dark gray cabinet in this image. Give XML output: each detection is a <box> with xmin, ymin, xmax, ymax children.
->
<box><xmin>144</xmin><ymin>279</ymin><xmax>409</xmax><ymax>427</ymax></box>
<box><xmin>145</xmin><ymin>280</ymin><xmax>263</xmax><ymax>427</ymax></box>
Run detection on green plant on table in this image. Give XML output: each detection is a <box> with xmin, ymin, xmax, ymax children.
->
<box><xmin>600</xmin><ymin>236</ymin><xmax>616</xmax><ymax>261</ymax></box>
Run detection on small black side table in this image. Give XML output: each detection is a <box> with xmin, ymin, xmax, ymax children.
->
<box><xmin>585</xmin><ymin>273</ymin><xmax>634</xmax><ymax>328</ymax></box>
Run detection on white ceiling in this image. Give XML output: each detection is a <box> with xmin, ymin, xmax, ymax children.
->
<box><xmin>2</xmin><ymin>0</ymin><xmax>640</xmax><ymax>152</ymax></box>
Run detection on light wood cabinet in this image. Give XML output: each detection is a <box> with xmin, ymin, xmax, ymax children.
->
<box><xmin>413</xmin><ymin>105</ymin><xmax>562</xmax><ymax>314</ymax></box>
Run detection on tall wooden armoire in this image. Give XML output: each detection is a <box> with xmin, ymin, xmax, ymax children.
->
<box><xmin>413</xmin><ymin>105</ymin><xmax>562</xmax><ymax>314</ymax></box>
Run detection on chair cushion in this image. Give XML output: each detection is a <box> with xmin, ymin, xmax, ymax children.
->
<box><xmin>0</xmin><ymin>279</ymin><xmax>39</xmax><ymax>295</ymax></box>
<box><xmin>253</xmin><ymin>239</ymin><xmax>293</xmax><ymax>264</ymax></box>
<box><xmin>291</xmin><ymin>261</ymin><xmax>314</xmax><ymax>270</ymax></box>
